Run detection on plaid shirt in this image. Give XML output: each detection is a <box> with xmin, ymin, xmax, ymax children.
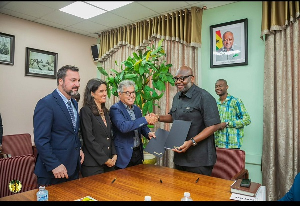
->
<box><xmin>214</xmin><ymin>94</ymin><xmax>251</xmax><ymax>148</ymax></box>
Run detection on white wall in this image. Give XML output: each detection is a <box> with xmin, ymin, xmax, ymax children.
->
<box><xmin>0</xmin><ymin>14</ymin><xmax>98</xmax><ymax>143</ymax></box>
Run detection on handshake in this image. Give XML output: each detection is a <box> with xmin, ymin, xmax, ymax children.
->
<box><xmin>145</xmin><ymin>113</ymin><xmax>159</xmax><ymax>125</ymax></box>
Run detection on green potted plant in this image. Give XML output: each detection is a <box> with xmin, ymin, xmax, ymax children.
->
<box><xmin>98</xmin><ymin>39</ymin><xmax>174</xmax><ymax>163</ymax></box>
<box><xmin>98</xmin><ymin>39</ymin><xmax>174</xmax><ymax>117</ymax></box>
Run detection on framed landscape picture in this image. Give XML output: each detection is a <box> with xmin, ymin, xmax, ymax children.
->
<box><xmin>210</xmin><ymin>18</ymin><xmax>248</xmax><ymax>68</ymax></box>
<box><xmin>25</xmin><ymin>47</ymin><xmax>58</xmax><ymax>79</ymax></box>
<box><xmin>0</xmin><ymin>32</ymin><xmax>15</xmax><ymax>65</ymax></box>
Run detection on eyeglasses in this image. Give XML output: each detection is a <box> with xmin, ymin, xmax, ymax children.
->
<box><xmin>122</xmin><ymin>91</ymin><xmax>136</xmax><ymax>96</ymax></box>
<box><xmin>173</xmin><ymin>75</ymin><xmax>193</xmax><ymax>82</ymax></box>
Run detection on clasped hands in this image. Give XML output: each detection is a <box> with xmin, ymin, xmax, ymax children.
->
<box><xmin>105</xmin><ymin>154</ymin><xmax>117</xmax><ymax>167</ymax></box>
<box><xmin>145</xmin><ymin>113</ymin><xmax>159</xmax><ymax>125</ymax></box>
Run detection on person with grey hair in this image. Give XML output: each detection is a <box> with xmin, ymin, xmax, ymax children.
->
<box><xmin>79</xmin><ymin>78</ymin><xmax>117</xmax><ymax>177</ymax></box>
<box><xmin>33</xmin><ymin>65</ymin><xmax>84</xmax><ymax>186</ymax></box>
<box><xmin>109</xmin><ymin>79</ymin><xmax>157</xmax><ymax>169</ymax></box>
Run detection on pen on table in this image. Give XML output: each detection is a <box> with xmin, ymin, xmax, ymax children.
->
<box><xmin>195</xmin><ymin>177</ymin><xmax>199</xmax><ymax>183</ymax></box>
<box><xmin>160</xmin><ymin>179</ymin><xmax>163</xmax><ymax>183</ymax></box>
<box><xmin>111</xmin><ymin>178</ymin><xmax>117</xmax><ymax>184</ymax></box>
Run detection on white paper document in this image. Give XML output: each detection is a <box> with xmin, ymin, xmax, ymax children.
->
<box><xmin>230</xmin><ymin>186</ymin><xmax>266</xmax><ymax>201</ymax></box>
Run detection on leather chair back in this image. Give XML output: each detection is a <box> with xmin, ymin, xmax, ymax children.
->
<box><xmin>2</xmin><ymin>133</ymin><xmax>33</xmax><ymax>157</ymax></box>
<box><xmin>211</xmin><ymin>147</ymin><xmax>249</xmax><ymax>180</ymax></box>
<box><xmin>0</xmin><ymin>154</ymin><xmax>37</xmax><ymax>198</ymax></box>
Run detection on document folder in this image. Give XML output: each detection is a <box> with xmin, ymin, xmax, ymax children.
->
<box><xmin>144</xmin><ymin>128</ymin><xmax>169</xmax><ymax>157</ymax></box>
<box><xmin>144</xmin><ymin>120</ymin><xmax>191</xmax><ymax>157</ymax></box>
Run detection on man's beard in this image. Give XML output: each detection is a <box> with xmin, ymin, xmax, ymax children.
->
<box><xmin>62</xmin><ymin>84</ymin><xmax>78</xmax><ymax>96</ymax></box>
<box><xmin>182</xmin><ymin>82</ymin><xmax>193</xmax><ymax>93</ymax></box>
<box><xmin>70</xmin><ymin>90</ymin><xmax>79</xmax><ymax>96</ymax></box>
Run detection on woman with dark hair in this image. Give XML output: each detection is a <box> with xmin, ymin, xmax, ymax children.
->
<box><xmin>80</xmin><ymin>78</ymin><xmax>117</xmax><ymax>177</ymax></box>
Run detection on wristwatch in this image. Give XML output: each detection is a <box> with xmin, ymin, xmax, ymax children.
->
<box><xmin>190</xmin><ymin>137</ymin><xmax>197</xmax><ymax>146</ymax></box>
<box><xmin>226</xmin><ymin>122</ymin><xmax>229</xmax><ymax>128</ymax></box>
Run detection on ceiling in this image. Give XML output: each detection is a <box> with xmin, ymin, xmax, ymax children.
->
<box><xmin>0</xmin><ymin>1</ymin><xmax>237</xmax><ymax>39</ymax></box>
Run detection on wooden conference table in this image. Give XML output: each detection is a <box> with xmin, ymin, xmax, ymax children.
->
<box><xmin>0</xmin><ymin>164</ymin><xmax>234</xmax><ymax>201</ymax></box>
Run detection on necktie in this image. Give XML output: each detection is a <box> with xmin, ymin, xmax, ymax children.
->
<box><xmin>67</xmin><ymin>100</ymin><xmax>76</xmax><ymax>130</ymax></box>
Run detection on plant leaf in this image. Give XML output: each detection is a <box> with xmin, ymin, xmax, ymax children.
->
<box><xmin>98</xmin><ymin>67</ymin><xmax>108</xmax><ymax>76</ymax></box>
<box><xmin>155</xmin><ymin>80</ymin><xmax>166</xmax><ymax>91</ymax></box>
<box><xmin>124</xmin><ymin>61</ymin><xmax>133</xmax><ymax>68</ymax></box>
<box><xmin>124</xmin><ymin>73</ymin><xmax>137</xmax><ymax>79</ymax></box>
<box><xmin>145</xmin><ymin>51</ymin><xmax>151</xmax><ymax>61</ymax></box>
<box><xmin>111</xmin><ymin>69</ymin><xmax>119</xmax><ymax>74</ymax></box>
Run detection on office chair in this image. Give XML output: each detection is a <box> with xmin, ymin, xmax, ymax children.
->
<box><xmin>211</xmin><ymin>147</ymin><xmax>249</xmax><ymax>181</ymax></box>
<box><xmin>0</xmin><ymin>154</ymin><xmax>38</xmax><ymax>198</ymax></box>
<box><xmin>2</xmin><ymin>133</ymin><xmax>34</xmax><ymax>157</ymax></box>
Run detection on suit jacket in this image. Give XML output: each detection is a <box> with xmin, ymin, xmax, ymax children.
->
<box><xmin>33</xmin><ymin>89</ymin><xmax>81</xmax><ymax>178</ymax></box>
<box><xmin>109</xmin><ymin>101</ymin><xmax>150</xmax><ymax>168</ymax></box>
<box><xmin>80</xmin><ymin>106</ymin><xmax>116</xmax><ymax>168</ymax></box>
<box><xmin>279</xmin><ymin>172</ymin><xmax>300</xmax><ymax>201</ymax></box>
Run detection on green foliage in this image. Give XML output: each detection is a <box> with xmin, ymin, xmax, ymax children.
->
<box><xmin>98</xmin><ymin>39</ymin><xmax>175</xmax><ymax>116</ymax></box>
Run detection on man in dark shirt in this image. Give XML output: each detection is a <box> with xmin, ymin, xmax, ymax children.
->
<box><xmin>156</xmin><ymin>65</ymin><xmax>221</xmax><ymax>176</ymax></box>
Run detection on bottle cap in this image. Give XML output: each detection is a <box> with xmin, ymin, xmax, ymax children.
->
<box><xmin>184</xmin><ymin>192</ymin><xmax>190</xmax><ymax>197</ymax></box>
<box><xmin>145</xmin><ymin>196</ymin><xmax>151</xmax><ymax>201</ymax></box>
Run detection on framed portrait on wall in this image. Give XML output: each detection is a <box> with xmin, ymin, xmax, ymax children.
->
<box><xmin>210</xmin><ymin>18</ymin><xmax>248</xmax><ymax>68</ymax></box>
<box><xmin>25</xmin><ymin>47</ymin><xmax>58</xmax><ymax>79</ymax></box>
<box><xmin>0</xmin><ymin>32</ymin><xmax>15</xmax><ymax>65</ymax></box>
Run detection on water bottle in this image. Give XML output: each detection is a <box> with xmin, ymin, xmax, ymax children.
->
<box><xmin>37</xmin><ymin>186</ymin><xmax>48</xmax><ymax>201</ymax></box>
<box><xmin>181</xmin><ymin>192</ymin><xmax>193</xmax><ymax>201</ymax></box>
<box><xmin>144</xmin><ymin>196</ymin><xmax>151</xmax><ymax>201</ymax></box>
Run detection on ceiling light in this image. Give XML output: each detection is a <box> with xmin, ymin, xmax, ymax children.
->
<box><xmin>85</xmin><ymin>1</ymin><xmax>133</xmax><ymax>11</ymax></box>
<box><xmin>59</xmin><ymin>1</ymin><xmax>106</xmax><ymax>19</ymax></box>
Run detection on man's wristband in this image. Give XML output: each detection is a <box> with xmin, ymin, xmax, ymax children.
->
<box><xmin>226</xmin><ymin>122</ymin><xmax>229</xmax><ymax>128</ymax></box>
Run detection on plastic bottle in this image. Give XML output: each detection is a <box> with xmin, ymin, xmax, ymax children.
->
<box><xmin>144</xmin><ymin>195</ymin><xmax>151</xmax><ymax>201</ymax></box>
<box><xmin>181</xmin><ymin>192</ymin><xmax>193</xmax><ymax>201</ymax></box>
<box><xmin>36</xmin><ymin>186</ymin><xmax>48</xmax><ymax>201</ymax></box>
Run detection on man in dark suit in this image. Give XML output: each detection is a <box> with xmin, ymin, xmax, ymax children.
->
<box><xmin>109</xmin><ymin>80</ymin><xmax>157</xmax><ymax>169</ymax></box>
<box><xmin>33</xmin><ymin>65</ymin><xmax>84</xmax><ymax>186</ymax></box>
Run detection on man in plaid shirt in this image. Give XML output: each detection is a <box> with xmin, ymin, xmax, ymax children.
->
<box><xmin>214</xmin><ymin>79</ymin><xmax>251</xmax><ymax>148</ymax></box>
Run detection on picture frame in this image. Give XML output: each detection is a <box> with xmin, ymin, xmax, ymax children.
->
<box><xmin>210</xmin><ymin>18</ymin><xmax>248</xmax><ymax>68</ymax></box>
<box><xmin>25</xmin><ymin>47</ymin><xmax>58</xmax><ymax>79</ymax></box>
<box><xmin>0</xmin><ymin>32</ymin><xmax>15</xmax><ymax>65</ymax></box>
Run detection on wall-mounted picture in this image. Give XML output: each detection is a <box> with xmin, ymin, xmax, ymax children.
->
<box><xmin>0</xmin><ymin>32</ymin><xmax>15</xmax><ymax>65</ymax></box>
<box><xmin>25</xmin><ymin>47</ymin><xmax>57</xmax><ymax>79</ymax></box>
<box><xmin>210</xmin><ymin>18</ymin><xmax>248</xmax><ymax>68</ymax></box>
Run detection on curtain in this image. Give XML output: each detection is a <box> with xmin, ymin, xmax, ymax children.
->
<box><xmin>261</xmin><ymin>1</ymin><xmax>300</xmax><ymax>39</ymax></box>
<box><xmin>262</xmin><ymin>17</ymin><xmax>300</xmax><ymax>202</ymax></box>
<box><xmin>97</xmin><ymin>7</ymin><xmax>202</xmax><ymax>62</ymax></box>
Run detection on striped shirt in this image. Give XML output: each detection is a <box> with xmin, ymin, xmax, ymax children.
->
<box><xmin>122</xmin><ymin>102</ymin><xmax>140</xmax><ymax>148</ymax></box>
<box><xmin>214</xmin><ymin>94</ymin><xmax>251</xmax><ymax>148</ymax></box>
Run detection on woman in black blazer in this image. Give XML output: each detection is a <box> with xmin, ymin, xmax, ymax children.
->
<box><xmin>80</xmin><ymin>78</ymin><xmax>117</xmax><ymax>177</ymax></box>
